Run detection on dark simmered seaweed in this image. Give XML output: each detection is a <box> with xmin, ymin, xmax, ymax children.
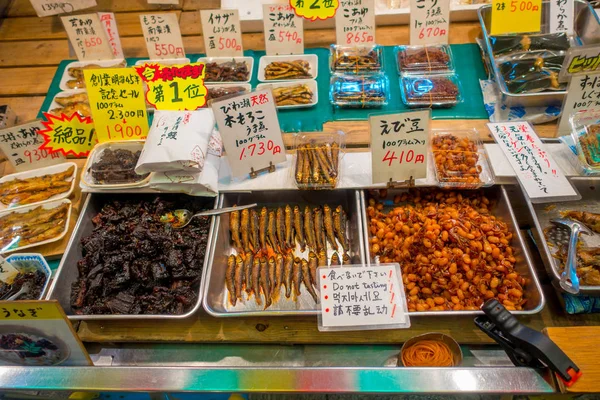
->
<box><xmin>499</xmin><ymin>55</ymin><xmax>566</xmax><ymax>94</ymax></box>
<box><xmin>490</xmin><ymin>33</ymin><xmax>570</xmax><ymax>57</ymax></box>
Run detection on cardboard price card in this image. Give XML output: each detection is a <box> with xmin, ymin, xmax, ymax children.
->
<box><xmin>410</xmin><ymin>0</ymin><xmax>450</xmax><ymax>45</ymax></box>
<box><xmin>30</xmin><ymin>0</ymin><xmax>97</xmax><ymax>18</ymax></box>
<box><xmin>99</xmin><ymin>12</ymin><xmax>124</xmax><ymax>59</ymax></box>
<box><xmin>84</xmin><ymin>67</ymin><xmax>149</xmax><ymax>143</ymax></box>
<box><xmin>140</xmin><ymin>13</ymin><xmax>186</xmax><ymax>60</ymax></box>
<box><xmin>39</xmin><ymin>113</ymin><xmax>97</xmax><ymax>157</ymax></box>
<box><xmin>290</xmin><ymin>0</ymin><xmax>339</xmax><ymax>21</ymax></box>
<box><xmin>369</xmin><ymin>110</ymin><xmax>429</xmax><ymax>184</ymax></box>
<box><xmin>335</xmin><ymin>0</ymin><xmax>375</xmax><ymax>45</ymax></box>
<box><xmin>136</xmin><ymin>63</ymin><xmax>207</xmax><ymax>110</ymax></box>
<box><xmin>557</xmin><ymin>71</ymin><xmax>600</xmax><ymax>135</ymax></box>
<box><xmin>0</xmin><ymin>120</ymin><xmax>65</xmax><ymax>172</ymax></box>
<box><xmin>200</xmin><ymin>10</ymin><xmax>243</xmax><ymax>57</ymax></box>
<box><xmin>558</xmin><ymin>46</ymin><xmax>600</xmax><ymax>83</ymax></box>
<box><xmin>550</xmin><ymin>0</ymin><xmax>573</xmax><ymax>34</ymax></box>
<box><xmin>491</xmin><ymin>0</ymin><xmax>542</xmax><ymax>35</ymax></box>
<box><xmin>263</xmin><ymin>4</ymin><xmax>304</xmax><ymax>55</ymax></box>
<box><xmin>211</xmin><ymin>89</ymin><xmax>286</xmax><ymax>179</ymax></box>
<box><xmin>61</xmin><ymin>13</ymin><xmax>115</xmax><ymax>61</ymax></box>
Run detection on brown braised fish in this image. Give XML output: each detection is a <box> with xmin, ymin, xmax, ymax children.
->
<box><xmin>285</xmin><ymin>205</ymin><xmax>294</xmax><ymax>249</ymax></box>
<box><xmin>268</xmin><ymin>210</ymin><xmax>278</xmax><ymax>250</ymax></box>
<box><xmin>252</xmin><ymin>256</ymin><xmax>262</xmax><ymax>306</ymax></box>
<box><xmin>294</xmin><ymin>205</ymin><xmax>306</xmax><ymax>251</ymax></box>
<box><xmin>226</xmin><ymin>255</ymin><xmax>237</xmax><ymax>306</ymax></box>
<box><xmin>283</xmin><ymin>253</ymin><xmax>294</xmax><ymax>298</ymax></box>
<box><xmin>260</xmin><ymin>257</ymin><xmax>272</xmax><ymax>309</ymax></box>
<box><xmin>230</xmin><ymin>208</ymin><xmax>242</xmax><ymax>250</ymax></box>
<box><xmin>302</xmin><ymin>258</ymin><xmax>319</xmax><ymax>303</ymax></box>
<box><xmin>334</xmin><ymin>205</ymin><xmax>349</xmax><ymax>252</ymax></box>
<box><xmin>330</xmin><ymin>252</ymin><xmax>340</xmax><ymax>266</ymax></box>
<box><xmin>293</xmin><ymin>257</ymin><xmax>302</xmax><ymax>297</ymax></box>
<box><xmin>234</xmin><ymin>254</ymin><xmax>244</xmax><ymax>302</ymax></box>
<box><xmin>323</xmin><ymin>204</ymin><xmax>338</xmax><ymax>250</ymax></box>
<box><xmin>308</xmin><ymin>251</ymin><xmax>318</xmax><ymax>289</ymax></box>
<box><xmin>276</xmin><ymin>207</ymin><xmax>286</xmax><ymax>250</ymax></box>
<box><xmin>244</xmin><ymin>252</ymin><xmax>254</xmax><ymax>296</ymax></box>
<box><xmin>249</xmin><ymin>209</ymin><xmax>259</xmax><ymax>252</ymax></box>
<box><xmin>259</xmin><ymin>207</ymin><xmax>268</xmax><ymax>250</ymax></box>
<box><xmin>241</xmin><ymin>209</ymin><xmax>250</xmax><ymax>253</ymax></box>
<box><xmin>304</xmin><ymin>205</ymin><xmax>316</xmax><ymax>250</ymax></box>
<box><xmin>314</xmin><ymin>207</ymin><xmax>326</xmax><ymax>252</ymax></box>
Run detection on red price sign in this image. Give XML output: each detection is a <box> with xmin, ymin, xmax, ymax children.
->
<box><xmin>218</xmin><ymin>37</ymin><xmax>242</xmax><ymax>52</ymax></box>
<box><xmin>381</xmin><ymin>149</ymin><xmax>425</xmax><ymax>167</ymax></box>
<box><xmin>346</xmin><ymin>31</ymin><xmax>374</xmax><ymax>45</ymax></box>
<box><xmin>84</xmin><ymin>37</ymin><xmax>103</xmax><ymax>47</ymax></box>
<box><xmin>418</xmin><ymin>26</ymin><xmax>448</xmax><ymax>40</ymax></box>
<box><xmin>154</xmin><ymin>43</ymin><xmax>184</xmax><ymax>57</ymax></box>
<box><xmin>237</xmin><ymin>139</ymin><xmax>282</xmax><ymax>161</ymax></box>
<box><xmin>23</xmin><ymin>148</ymin><xmax>62</xmax><ymax>164</ymax></box>
<box><xmin>499</xmin><ymin>0</ymin><xmax>540</xmax><ymax>12</ymax></box>
<box><xmin>278</xmin><ymin>31</ymin><xmax>302</xmax><ymax>44</ymax></box>
<box><xmin>263</xmin><ymin>4</ymin><xmax>304</xmax><ymax>55</ymax></box>
<box><xmin>106</xmin><ymin>123</ymin><xmax>144</xmax><ymax>140</ymax></box>
<box><xmin>140</xmin><ymin>13</ymin><xmax>186</xmax><ymax>61</ymax></box>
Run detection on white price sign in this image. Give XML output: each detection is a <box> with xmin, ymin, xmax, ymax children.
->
<box><xmin>140</xmin><ymin>13</ymin><xmax>185</xmax><ymax>60</ymax></box>
<box><xmin>29</xmin><ymin>0</ymin><xmax>97</xmax><ymax>18</ymax></box>
<box><xmin>550</xmin><ymin>0</ymin><xmax>573</xmax><ymax>35</ymax></box>
<box><xmin>558</xmin><ymin>71</ymin><xmax>600</xmax><ymax>135</ymax></box>
<box><xmin>61</xmin><ymin>13</ymin><xmax>115</xmax><ymax>61</ymax></box>
<box><xmin>98</xmin><ymin>12</ymin><xmax>124</xmax><ymax>59</ymax></box>
<box><xmin>410</xmin><ymin>0</ymin><xmax>450</xmax><ymax>45</ymax></box>
<box><xmin>200</xmin><ymin>9</ymin><xmax>243</xmax><ymax>58</ymax></box>
<box><xmin>263</xmin><ymin>4</ymin><xmax>304</xmax><ymax>55</ymax></box>
<box><xmin>335</xmin><ymin>0</ymin><xmax>376</xmax><ymax>46</ymax></box>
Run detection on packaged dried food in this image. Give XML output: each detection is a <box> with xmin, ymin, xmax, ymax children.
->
<box><xmin>205</xmin><ymin>83</ymin><xmax>250</xmax><ymax>103</ymax></box>
<box><xmin>256</xmin><ymin>80</ymin><xmax>318</xmax><ymax>109</ymax></box>
<box><xmin>498</xmin><ymin>54</ymin><xmax>565</xmax><ymax>94</ymax></box>
<box><xmin>396</xmin><ymin>45</ymin><xmax>454</xmax><ymax>74</ymax></box>
<box><xmin>490</xmin><ymin>32</ymin><xmax>570</xmax><ymax>57</ymax></box>
<box><xmin>431</xmin><ymin>129</ymin><xmax>494</xmax><ymax>189</ymax></box>
<box><xmin>1</xmin><ymin>254</ymin><xmax>52</xmax><ymax>300</ymax></box>
<box><xmin>330</xmin><ymin>73</ymin><xmax>389</xmax><ymax>108</ymax></box>
<box><xmin>292</xmin><ymin>132</ymin><xmax>344</xmax><ymax>189</ymax></box>
<box><xmin>400</xmin><ymin>74</ymin><xmax>462</xmax><ymax>108</ymax></box>
<box><xmin>570</xmin><ymin>111</ymin><xmax>600</xmax><ymax>176</ymax></box>
<box><xmin>49</xmin><ymin>90</ymin><xmax>91</xmax><ymax>118</ymax></box>
<box><xmin>330</xmin><ymin>44</ymin><xmax>383</xmax><ymax>74</ymax></box>
<box><xmin>199</xmin><ymin>57</ymin><xmax>253</xmax><ymax>83</ymax></box>
<box><xmin>258</xmin><ymin>54</ymin><xmax>318</xmax><ymax>82</ymax></box>
<box><xmin>83</xmin><ymin>140</ymin><xmax>150</xmax><ymax>188</ymax></box>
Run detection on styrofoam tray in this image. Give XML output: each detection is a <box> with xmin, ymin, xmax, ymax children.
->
<box><xmin>59</xmin><ymin>59</ymin><xmax>127</xmax><ymax>91</ymax></box>
<box><xmin>198</xmin><ymin>56</ymin><xmax>254</xmax><ymax>83</ymax></box>
<box><xmin>134</xmin><ymin>58</ymin><xmax>191</xmax><ymax>66</ymax></box>
<box><xmin>256</xmin><ymin>79</ymin><xmax>318</xmax><ymax>109</ymax></box>
<box><xmin>258</xmin><ymin>54</ymin><xmax>318</xmax><ymax>82</ymax></box>
<box><xmin>0</xmin><ymin>162</ymin><xmax>77</xmax><ymax>211</ymax></box>
<box><xmin>47</xmin><ymin>90</ymin><xmax>88</xmax><ymax>116</ymax></box>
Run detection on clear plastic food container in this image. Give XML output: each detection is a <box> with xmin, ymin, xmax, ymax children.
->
<box><xmin>329</xmin><ymin>44</ymin><xmax>383</xmax><ymax>74</ymax></box>
<box><xmin>292</xmin><ymin>132</ymin><xmax>345</xmax><ymax>190</ymax></box>
<box><xmin>400</xmin><ymin>73</ymin><xmax>462</xmax><ymax>108</ymax></box>
<box><xmin>570</xmin><ymin>111</ymin><xmax>600</xmax><ymax>176</ymax></box>
<box><xmin>431</xmin><ymin>129</ymin><xmax>495</xmax><ymax>189</ymax></box>
<box><xmin>330</xmin><ymin>73</ymin><xmax>389</xmax><ymax>108</ymax></box>
<box><xmin>82</xmin><ymin>140</ymin><xmax>150</xmax><ymax>188</ymax></box>
<box><xmin>395</xmin><ymin>44</ymin><xmax>454</xmax><ymax>75</ymax></box>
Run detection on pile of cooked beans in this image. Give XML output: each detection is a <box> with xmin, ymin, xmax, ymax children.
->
<box><xmin>366</xmin><ymin>189</ymin><xmax>526</xmax><ymax>312</ymax></box>
<box><xmin>432</xmin><ymin>134</ymin><xmax>482</xmax><ymax>186</ymax></box>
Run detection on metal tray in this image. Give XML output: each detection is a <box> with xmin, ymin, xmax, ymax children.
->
<box><xmin>203</xmin><ymin>190</ymin><xmax>365</xmax><ymax>317</ymax></box>
<box><xmin>46</xmin><ymin>193</ymin><xmax>218</xmax><ymax>320</ymax></box>
<box><xmin>360</xmin><ymin>186</ymin><xmax>545</xmax><ymax>316</ymax></box>
<box><xmin>527</xmin><ymin>178</ymin><xmax>600</xmax><ymax>294</ymax></box>
<box><xmin>478</xmin><ymin>0</ymin><xmax>600</xmax><ymax>108</ymax></box>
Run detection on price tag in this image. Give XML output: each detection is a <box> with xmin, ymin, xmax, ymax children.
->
<box><xmin>335</xmin><ymin>0</ymin><xmax>375</xmax><ymax>46</ymax></box>
<box><xmin>99</xmin><ymin>12</ymin><xmax>124</xmax><ymax>60</ymax></box>
<box><xmin>558</xmin><ymin>45</ymin><xmax>600</xmax><ymax>83</ymax></box>
<box><xmin>491</xmin><ymin>0</ymin><xmax>542</xmax><ymax>35</ymax></box>
<box><xmin>29</xmin><ymin>0</ymin><xmax>97</xmax><ymax>18</ymax></box>
<box><xmin>291</xmin><ymin>0</ymin><xmax>339</xmax><ymax>21</ymax></box>
<box><xmin>0</xmin><ymin>121</ymin><xmax>66</xmax><ymax>172</ymax></box>
<box><xmin>410</xmin><ymin>0</ymin><xmax>450</xmax><ymax>45</ymax></box>
<box><xmin>39</xmin><ymin>112</ymin><xmax>96</xmax><ymax>157</ymax></box>
<box><xmin>318</xmin><ymin>264</ymin><xmax>410</xmax><ymax>332</ymax></box>
<box><xmin>61</xmin><ymin>13</ymin><xmax>115</xmax><ymax>61</ymax></box>
<box><xmin>200</xmin><ymin>9</ymin><xmax>243</xmax><ymax>57</ymax></box>
<box><xmin>84</xmin><ymin>67</ymin><xmax>149</xmax><ymax>143</ymax></box>
<box><xmin>136</xmin><ymin>62</ymin><xmax>208</xmax><ymax>110</ymax></box>
<box><xmin>140</xmin><ymin>13</ymin><xmax>186</xmax><ymax>60</ymax></box>
<box><xmin>488</xmin><ymin>122</ymin><xmax>579</xmax><ymax>203</ymax></box>
<box><xmin>550</xmin><ymin>0</ymin><xmax>573</xmax><ymax>35</ymax></box>
<box><xmin>0</xmin><ymin>257</ymin><xmax>20</xmax><ymax>285</ymax></box>
<box><xmin>369</xmin><ymin>110</ymin><xmax>429</xmax><ymax>185</ymax></box>
<box><xmin>263</xmin><ymin>4</ymin><xmax>304</xmax><ymax>55</ymax></box>
<box><xmin>557</xmin><ymin>71</ymin><xmax>600</xmax><ymax>135</ymax></box>
<box><xmin>211</xmin><ymin>89</ymin><xmax>286</xmax><ymax>178</ymax></box>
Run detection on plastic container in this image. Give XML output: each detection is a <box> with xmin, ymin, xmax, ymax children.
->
<box><xmin>395</xmin><ymin>45</ymin><xmax>454</xmax><ymax>75</ymax></box>
<box><xmin>198</xmin><ymin>56</ymin><xmax>254</xmax><ymax>83</ymax></box>
<box><xmin>569</xmin><ymin>111</ymin><xmax>600</xmax><ymax>176</ymax></box>
<box><xmin>205</xmin><ymin>83</ymin><xmax>252</xmax><ymax>104</ymax></box>
<box><xmin>59</xmin><ymin>59</ymin><xmax>127</xmax><ymax>91</ymax></box>
<box><xmin>430</xmin><ymin>129</ymin><xmax>495</xmax><ymax>189</ymax></box>
<box><xmin>330</xmin><ymin>73</ymin><xmax>389</xmax><ymax>108</ymax></box>
<box><xmin>292</xmin><ymin>132</ymin><xmax>345</xmax><ymax>190</ymax></box>
<box><xmin>256</xmin><ymin>80</ymin><xmax>318</xmax><ymax>109</ymax></box>
<box><xmin>329</xmin><ymin>44</ymin><xmax>383</xmax><ymax>74</ymax></box>
<box><xmin>400</xmin><ymin>73</ymin><xmax>462</xmax><ymax>108</ymax></box>
<box><xmin>258</xmin><ymin>54</ymin><xmax>318</xmax><ymax>82</ymax></box>
<box><xmin>399</xmin><ymin>332</ymin><xmax>463</xmax><ymax>367</ymax></box>
<box><xmin>4</xmin><ymin>253</ymin><xmax>52</xmax><ymax>300</ymax></box>
<box><xmin>82</xmin><ymin>141</ymin><xmax>150</xmax><ymax>188</ymax></box>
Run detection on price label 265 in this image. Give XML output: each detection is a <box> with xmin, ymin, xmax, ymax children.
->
<box><xmin>491</xmin><ymin>0</ymin><xmax>542</xmax><ymax>35</ymax></box>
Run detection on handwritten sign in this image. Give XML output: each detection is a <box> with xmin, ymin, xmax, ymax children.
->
<box><xmin>318</xmin><ymin>264</ymin><xmax>410</xmax><ymax>331</ymax></box>
<box><xmin>488</xmin><ymin>122</ymin><xmax>579</xmax><ymax>203</ymax></box>
<box><xmin>140</xmin><ymin>13</ymin><xmax>185</xmax><ymax>60</ymax></box>
<box><xmin>335</xmin><ymin>0</ymin><xmax>375</xmax><ymax>45</ymax></box>
<box><xmin>0</xmin><ymin>257</ymin><xmax>19</xmax><ymax>285</ymax></box>
<box><xmin>291</xmin><ymin>0</ymin><xmax>339</xmax><ymax>21</ymax></box>
<box><xmin>558</xmin><ymin>45</ymin><xmax>600</xmax><ymax>83</ymax></box>
<box><xmin>557</xmin><ymin>71</ymin><xmax>600</xmax><ymax>135</ymax></box>
<box><xmin>61</xmin><ymin>13</ymin><xmax>115</xmax><ymax>61</ymax></box>
<box><xmin>29</xmin><ymin>0</ymin><xmax>97</xmax><ymax>18</ymax></box>
<box><xmin>211</xmin><ymin>88</ymin><xmax>285</xmax><ymax>178</ymax></box>
<box><xmin>550</xmin><ymin>0</ymin><xmax>573</xmax><ymax>35</ymax></box>
<box><xmin>99</xmin><ymin>12</ymin><xmax>124</xmax><ymax>60</ymax></box>
<box><xmin>369</xmin><ymin>110</ymin><xmax>429</xmax><ymax>184</ymax></box>
<box><xmin>410</xmin><ymin>0</ymin><xmax>450</xmax><ymax>45</ymax></box>
<box><xmin>136</xmin><ymin>63</ymin><xmax>207</xmax><ymax>110</ymax></box>
<box><xmin>39</xmin><ymin>112</ymin><xmax>96</xmax><ymax>157</ymax></box>
<box><xmin>200</xmin><ymin>9</ymin><xmax>243</xmax><ymax>57</ymax></box>
<box><xmin>84</xmin><ymin>68</ymin><xmax>149</xmax><ymax>143</ymax></box>
<box><xmin>263</xmin><ymin>4</ymin><xmax>304</xmax><ymax>55</ymax></box>
<box><xmin>491</xmin><ymin>0</ymin><xmax>541</xmax><ymax>35</ymax></box>
<box><xmin>0</xmin><ymin>121</ymin><xmax>65</xmax><ymax>172</ymax></box>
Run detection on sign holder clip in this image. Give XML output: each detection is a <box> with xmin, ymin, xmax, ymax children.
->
<box><xmin>386</xmin><ymin>176</ymin><xmax>415</xmax><ymax>189</ymax></box>
<box><xmin>249</xmin><ymin>162</ymin><xmax>276</xmax><ymax>179</ymax></box>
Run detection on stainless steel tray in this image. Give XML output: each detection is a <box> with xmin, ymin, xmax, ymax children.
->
<box><xmin>478</xmin><ymin>0</ymin><xmax>600</xmax><ymax>108</ymax></box>
<box><xmin>203</xmin><ymin>190</ymin><xmax>365</xmax><ymax>317</ymax></box>
<box><xmin>360</xmin><ymin>186</ymin><xmax>545</xmax><ymax>316</ymax></box>
<box><xmin>527</xmin><ymin>177</ymin><xmax>600</xmax><ymax>294</ymax></box>
<box><xmin>46</xmin><ymin>193</ymin><xmax>218</xmax><ymax>320</ymax></box>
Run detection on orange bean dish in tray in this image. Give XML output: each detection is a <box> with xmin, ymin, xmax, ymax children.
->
<box><xmin>366</xmin><ymin>189</ymin><xmax>526</xmax><ymax>312</ymax></box>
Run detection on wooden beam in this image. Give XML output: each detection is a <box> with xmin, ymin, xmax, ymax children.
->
<box><xmin>0</xmin><ymin>96</ymin><xmax>45</xmax><ymax>123</ymax></box>
<box><xmin>5</xmin><ymin>0</ymin><xmax>182</xmax><ymax>17</ymax></box>
<box><xmin>0</xmin><ymin>66</ymin><xmax>56</xmax><ymax>95</ymax></box>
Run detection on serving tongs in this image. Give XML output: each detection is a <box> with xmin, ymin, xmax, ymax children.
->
<box><xmin>161</xmin><ymin>203</ymin><xmax>257</xmax><ymax>229</ymax></box>
<box><xmin>551</xmin><ymin>218</ymin><xmax>593</xmax><ymax>294</ymax></box>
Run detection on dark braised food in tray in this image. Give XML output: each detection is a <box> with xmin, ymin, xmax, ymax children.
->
<box><xmin>91</xmin><ymin>149</ymin><xmax>148</xmax><ymax>185</ymax></box>
<box><xmin>499</xmin><ymin>55</ymin><xmax>565</xmax><ymax>94</ymax></box>
<box><xmin>71</xmin><ymin>198</ymin><xmax>212</xmax><ymax>315</ymax></box>
<box><xmin>402</xmin><ymin>75</ymin><xmax>460</xmax><ymax>107</ymax></box>
<box><xmin>0</xmin><ymin>271</ymin><xmax>46</xmax><ymax>300</ymax></box>
<box><xmin>205</xmin><ymin>61</ymin><xmax>250</xmax><ymax>82</ymax></box>
<box><xmin>206</xmin><ymin>86</ymin><xmax>247</xmax><ymax>102</ymax></box>
<box><xmin>490</xmin><ymin>32</ymin><xmax>570</xmax><ymax>57</ymax></box>
<box><xmin>331</xmin><ymin>47</ymin><xmax>382</xmax><ymax>73</ymax></box>
<box><xmin>398</xmin><ymin>46</ymin><xmax>451</xmax><ymax>72</ymax></box>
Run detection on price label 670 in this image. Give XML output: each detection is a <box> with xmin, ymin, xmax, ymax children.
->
<box><xmin>491</xmin><ymin>0</ymin><xmax>542</xmax><ymax>35</ymax></box>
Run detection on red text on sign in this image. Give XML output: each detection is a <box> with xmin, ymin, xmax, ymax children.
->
<box><xmin>218</xmin><ymin>37</ymin><xmax>242</xmax><ymax>52</ymax></box>
<box><xmin>238</xmin><ymin>140</ymin><xmax>282</xmax><ymax>160</ymax></box>
<box><xmin>106</xmin><ymin>123</ymin><xmax>144</xmax><ymax>140</ymax></box>
<box><xmin>154</xmin><ymin>43</ymin><xmax>185</xmax><ymax>57</ymax></box>
<box><xmin>382</xmin><ymin>150</ymin><xmax>425</xmax><ymax>167</ymax></box>
<box><xmin>278</xmin><ymin>31</ymin><xmax>302</xmax><ymax>44</ymax></box>
<box><xmin>346</xmin><ymin>31</ymin><xmax>374</xmax><ymax>45</ymax></box>
<box><xmin>419</xmin><ymin>27</ymin><xmax>447</xmax><ymax>39</ymax></box>
<box><xmin>85</xmin><ymin>37</ymin><xmax>103</xmax><ymax>47</ymax></box>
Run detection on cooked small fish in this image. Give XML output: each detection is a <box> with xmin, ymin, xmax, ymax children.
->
<box><xmin>293</xmin><ymin>257</ymin><xmax>302</xmax><ymax>297</ymax></box>
<box><xmin>331</xmin><ymin>252</ymin><xmax>340</xmax><ymax>266</ymax></box>
<box><xmin>334</xmin><ymin>205</ymin><xmax>349</xmax><ymax>252</ymax></box>
<box><xmin>296</xmin><ymin>147</ymin><xmax>304</xmax><ymax>183</ymax></box>
<box><xmin>331</xmin><ymin>142</ymin><xmax>340</xmax><ymax>172</ymax></box>
<box><xmin>55</xmin><ymin>92</ymin><xmax>88</xmax><ymax>106</ymax></box>
<box><xmin>315</xmin><ymin>146</ymin><xmax>334</xmax><ymax>183</ymax></box>
<box><xmin>293</xmin><ymin>205</ymin><xmax>306</xmax><ymax>251</ymax></box>
<box><xmin>268</xmin><ymin>210</ymin><xmax>278</xmax><ymax>250</ymax></box>
<box><xmin>314</xmin><ymin>207</ymin><xmax>326</xmax><ymax>252</ymax></box>
<box><xmin>244</xmin><ymin>252</ymin><xmax>254</xmax><ymax>296</ymax></box>
<box><xmin>324</xmin><ymin>142</ymin><xmax>335</xmax><ymax>172</ymax></box>
<box><xmin>260</xmin><ymin>257</ymin><xmax>272</xmax><ymax>309</ymax></box>
<box><xmin>276</xmin><ymin>207</ymin><xmax>286</xmax><ymax>250</ymax></box>
<box><xmin>563</xmin><ymin>211</ymin><xmax>600</xmax><ymax>233</ymax></box>
<box><xmin>230</xmin><ymin>208</ymin><xmax>242</xmax><ymax>250</ymax></box>
<box><xmin>310</xmin><ymin>148</ymin><xmax>321</xmax><ymax>183</ymax></box>
<box><xmin>302</xmin><ymin>258</ymin><xmax>319</xmax><ymax>303</ymax></box>
<box><xmin>302</xmin><ymin>146</ymin><xmax>311</xmax><ymax>184</ymax></box>
<box><xmin>285</xmin><ymin>205</ymin><xmax>294</xmax><ymax>249</ymax></box>
<box><xmin>241</xmin><ymin>209</ymin><xmax>250</xmax><ymax>253</ymax></box>
<box><xmin>234</xmin><ymin>254</ymin><xmax>244</xmax><ymax>302</ymax></box>
<box><xmin>252</xmin><ymin>256</ymin><xmax>262</xmax><ymax>306</ymax></box>
<box><xmin>274</xmin><ymin>253</ymin><xmax>284</xmax><ymax>300</ymax></box>
<box><xmin>283</xmin><ymin>253</ymin><xmax>294</xmax><ymax>298</ymax></box>
<box><xmin>308</xmin><ymin>251</ymin><xmax>318</xmax><ymax>288</ymax></box>
<box><xmin>304</xmin><ymin>205</ymin><xmax>316</xmax><ymax>250</ymax></box>
<box><xmin>342</xmin><ymin>253</ymin><xmax>351</xmax><ymax>265</ymax></box>
<box><xmin>323</xmin><ymin>204</ymin><xmax>338</xmax><ymax>250</ymax></box>
<box><xmin>259</xmin><ymin>207</ymin><xmax>268</xmax><ymax>250</ymax></box>
<box><xmin>226</xmin><ymin>255</ymin><xmax>237</xmax><ymax>306</ymax></box>
<box><xmin>317</xmin><ymin>249</ymin><xmax>327</xmax><ymax>267</ymax></box>
<box><xmin>268</xmin><ymin>256</ymin><xmax>277</xmax><ymax>302</ymax></box>
<box><xmin>250</xmin><ymin>209</ymin><xmax>259</xmax><ymax>252</ymax></box>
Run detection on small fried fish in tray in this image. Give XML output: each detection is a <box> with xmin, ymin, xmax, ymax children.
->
<box><xmin>0</xmin><ymin>166</ymin><xmax>75</xmax><ymax>208</ymax></box>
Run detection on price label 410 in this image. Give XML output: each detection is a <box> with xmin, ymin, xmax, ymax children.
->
<box><xmin>491</xmin><ymin>0</ymin><xmax>542</xmax><ymax>35</ymax></box>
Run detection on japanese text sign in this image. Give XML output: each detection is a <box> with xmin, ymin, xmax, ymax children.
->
<box><xmin>140</xmin><ymin>13</ymin><xmax>186</xmax><ymax>60</ymax></box>
<box><xmin>30</xmin><ymin>0</ymin><xmax>97</xmax><ymax>18</ymax></box>
<box><xmin>335</xmin><ymin>0</ymin><xmax>375</xmax><ymax>45</ymax></box>
<box><xmin>40</xmin><ymin>112</ymin><xmax>97</xmax><ymax>157</ymax></box>
<box><xmin>291</xmin><ymin>0</ymin><xmax>339</xmax><ymax>21</ymax></box>
<box><xmin>318</xmin><ymin>264</ymin><xmax>410</xmax><ymax>332</ymax></box>
<box><xmin>558</xmin><ymin>71</ymin><xmax>600</xmax><ymax>135</ymax></box>
<box><xmin>488</xmin><ymin>122</ymin><xmax>579</xmax><ymax>203</ymax></box>
<box><xmin>263</xmin><ymin>4</ymin><xmax>304</xmax><ymax>55</ymax></box>
<box><xmin>410</xmin><ymin>0</ymin><xmax>450</xmax><ymax>45</ymax></box>
<box><xmin>550</xmin><ymin>0</ymin><xmax>573</xmax><ymax>35</ymax></box>
<box><xmin>211</xmin><ymin>89</ymin><xmax>286</xmax><ymax>178</ymax></box>
<box><xmin>136</xmin><ymin>63</ymin><xmax>207</xmax><ymax>110</ymax></box>
<box><xmin>200</xmin><ymin>9</ymin><xmax>243</xmax><ymax>57</ymax></box>
<box><xmin>491</xmin><ymin>0</ymin><xmax>542</xmax><ymax>35</ymax></box>
<box><xmin>84</xmin><ymin>67</ymin><xmax>149</xmax><ymax>143</ymax></box>
<box><xmin>558</xmin><ymin>45</ymin><xmax>600</xmax><ymax>83</ymax></box>
<box><xmin>369</xmin><ymin>110</ymin><xmax>429</xmax><ymax>184</ymax></box>
<box><xmin>99</xmin><ymin>12</ymin><xmax>124</xmax><ymax>59</ymax></box>
<box><xmin>61</xmin><ymin>13</ymin><xmax>115</xmax><ymax>61</ymax></box>
<box><xmin>0</xmin><ymin>120</ymin><xmax>65</xmax><ymax>172</ymax></box>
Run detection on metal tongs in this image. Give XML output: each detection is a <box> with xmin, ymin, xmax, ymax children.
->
<box><xmin>475</xmin><ymin>299</ymin><xmax>582</xmax><ymax>388</ymax></box>
<box><xmin>160</xmin><ymin>203</ymin><xmax>257</xmax><ymax>229</ymax></box>
<box><xmin>551</xmin><ymin>218</ymin><xmax>592</xmax><ymax>294</ymax></box>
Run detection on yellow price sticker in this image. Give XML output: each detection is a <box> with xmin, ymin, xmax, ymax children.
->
<box><xmin>135</xmin><ymin>63</ymin><xmax>208</xmax><ymax>111</ymax></box>
<box><xmin>491</xmin><ymin>0</ymin><xmax>542</xmax><ymax>35</ymax></box>
<box><xmin>290</xmin><ymin>0</ymin><xmax>339</xmax><ymax>21</ymax></box>
<box><xmin>39</xmin><ymin>112</ymin><xmax>97</xmax><ymax>157</ymax></box>
<box><xmin>0</xmin><ymin>301</ymin><xmax>65</xmax><ymax>321</ymax></box>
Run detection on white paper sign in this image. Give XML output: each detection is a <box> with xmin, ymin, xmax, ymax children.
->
<box><xmin>0</xmin><ymin>121</ymin><xmax>65</xmax><ymax>172</ymax></box>
<box><xmin>263</xmin><ymin>4</ymin><xmax>304</xmax><ymax>55</ymax></box>
<box><xmin>98</xmin><ymin>12</ymin><xmax>124</xmax><ymax>60</ymax></box>
<box><xmin>558</xmin><ymin>45</ymin><xmax>600</xmax><ymax>83</ymax></box>
<box><xmin>61</xmin><ymin>13</ymin><xmax>114</xmax><ymax>61</ymax></box>
<box><xmin>550</xmin><ymin>0</ymin><xmax>574</xmax><ymax>35</ymax></box>
<box><xmin>29</xmin><ymin>0</ymin><xmax>97</xmax><ymax>18</ymax></box>
<box><xmin>200</xmin><ymin>9</ymin><xmax>243</xmax><ymax>57</ymax></box>
<box><xmin>0</xmin><ymin>257</ymin><xmax>20</xmax><ymax>284</ymax></box>
<box><xmin>140</xmin><ymin>13</ymin><xmax>185</xmax><ymax>60</ymax></box>
<box><xmin>335</xmin><ymin>0</ymin><xmax>376</xmax><ymax>46</ymax></box>
<box><xmin>369</xmin><ymin>110</ymin><xmax>429</xmax><ymax>184</ymax></box>
<box><xmin>318</xmin><ymin>264</ymin><xmax>410</xmax><ymax>331</ymax></box>
<box><xmin>488</xmin><ymin>121</ymin><xmax>579</xmax><ymax>203</ymax></box>
<box><xmin>557</xmin><ymin>71</ymin><xmax>600</xmax><ymax>135</ymax></box>
<box><xmin>211</xmin><ymin>89</ymin><xmax>286</xmax><ymax>178</ymax></box>
<box><xmin>410</xmin><ymin>0</ymin><xmax>450</xmax><ymax>45</ymax></box>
